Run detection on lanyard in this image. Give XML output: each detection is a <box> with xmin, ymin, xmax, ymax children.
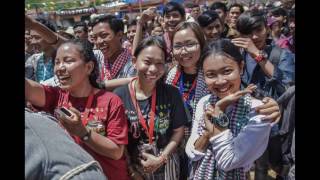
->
<box><xmin>128</xmin><ymin>78</ymin><xmax>156</xmax><ymax>144</ymax></box>
<box><xmin>172</xmin><ymin>70</ymin><xmax>197</xmax><ymax>103</ymax></box>
<box><xmin>62</xmin><ymin>89</ymin><xmax>95</xmax><ymax>125</ymax></box>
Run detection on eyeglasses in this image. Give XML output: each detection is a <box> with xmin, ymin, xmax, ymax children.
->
<box><xmin>173</xmin><ymin>42</ymin><xmax>199</xmax><ymax>52</ymax></box>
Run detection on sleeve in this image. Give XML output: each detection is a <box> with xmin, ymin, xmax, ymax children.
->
<box><xmin>33</xmin><ymin>85</ymin><xmax>60</xmax><ymax>114</ymax></box>
<box><xmin>169</xmin><ymin>86</ymin><xmax>188</xmax><ymax>129</ymax></box>
<box><xmin>25</xmin><ymin>55</ymin><xmax>35</xmax><ymax>80</ymax></box>
<box><xmin>121</xmin><ymin>60</ymin><xmax>136</xmax><ymax>78</ymax></box>
<box><xmin>209</xmin><ymin>107</ymin><xmax>272</xmax><ymax>172</ymax></box>
<box><xmin>105</xmin><ymin>95</ymin><xmax>129</xmax><ymax>145</ymax></box>
<box><xmin>93</xmin><ymin>50</ymin><xmax>105</xmax><ymax>82</ymax></box>
<box><xmin>273</xmin><ymin>49</ymin><xmax>295</xmax><ymax>85</ymax></box>
<box><xmin>185</xmin><ymin>97</ymin><xmax>207</xmax><ymax>161</ymax></box>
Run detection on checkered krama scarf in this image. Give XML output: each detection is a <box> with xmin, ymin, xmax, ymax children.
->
<box><xmin>101</xmin><ymin>48</ymin><xmax>131</xmax><ymax>80</ymax></box>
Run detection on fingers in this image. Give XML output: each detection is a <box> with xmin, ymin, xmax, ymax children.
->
<box><xmin>262</xmin><ymin>112</ymin><xmax>281</xmax><ymax>123</ymax></box>
<box><xmin>256</xmin><ymin>98</ymin><xmax>279</xmax><ymax>111</ymax></box>
<box><xmin>69</xmin><ymin>107</ymin><xmax>81</xmax><ymax>118</ymax></box>
<box><xmin>257</xmin><ymin>106</ymin><xmax>279</xmax><ymax>115</ymax></box>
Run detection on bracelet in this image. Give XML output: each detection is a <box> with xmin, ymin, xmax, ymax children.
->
<box><xmin>48</xmin><ymin>34</ymin><xmax>59</xmax><ymax>45</ymax></box>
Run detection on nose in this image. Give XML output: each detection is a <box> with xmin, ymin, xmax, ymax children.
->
<box><xmin>252</xmin><ymin>34</ymin><xmax>259</xmax><ymax>40</ymax></box>
<box><xmin>96</xmin><ymin>37</ymin><xmax>104</xmax><ymax>44</ymax></box>
<box><xmin>148</xmin><ymin>64</ymin><xmax>158</xmax><ymax>73</ymax></box>
<box><xmin>215</xmin><ymin>74</ymin><xmax>227</xmax><ymax>85</ymax></box>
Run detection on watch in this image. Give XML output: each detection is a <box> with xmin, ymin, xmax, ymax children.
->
<box><xmin>81</xmin><ymin>129</ymin><xmax>91</xmax><ymax>141</ymax></box>
<box><xmin>210</xmin><ymin>113</ymin><xmax>230</xmax><ymax>128</ymax></box>
<box><xmin>254</xmin><ymin>50</ymin><xmax>268</xmax><ymax>63</ymax></box>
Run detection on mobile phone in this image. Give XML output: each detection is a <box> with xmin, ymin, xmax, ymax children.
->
<box><xmin>55</xmin><ymin>107</ymin><xmax>72</xmax><ymax>119</ymax></box>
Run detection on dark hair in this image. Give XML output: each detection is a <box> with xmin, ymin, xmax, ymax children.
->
<box><xmin>128</xmin><ymin>19</ymin><xmax>137</xmax><ymax>28</ymax></box>
<box><xmin>197</xmin><ymin>10</ymin><xmax>221</xmax><ymax>28</ymax></box>
<box><xmin>210</xmin><ymin>2</ymin><xmax>227</xmax><ymax>13</ymax></box>
<box><xmin>288</xmin><ymin>9</ymin><xmax>295</xmax><ymax>19</ymax></box>
<box><xmin>59</xmin><ymin>39</ymin><xmax>102</xmax><ymax>89</ymax></box>
<box><xmin>134</xmin><ymin>36</ymin><xmax>167</xmax><ymax>61</ymax></box>
<box><xmin>163</xmin><ymin>1</ymin><xmax>185</xmax><ymax>17</ymax></box>
<box><xmin>90</xmin><ymin>14</ymin><xmax>124</xmax><ymax>34</ymax></box>
<box><xmin>200</xmin><ymin>39</ymin><xmax>243</xmax><ymax>68</ymax></box>
<box><xmin>228</xmin><ymin>3</ymin><xmax>244</xmax><ymax>13</ymax></box>
<box><xmin>35</xmin><ymin>17</ymin><xmax>56</xmax><ymax>32</ymax></box>
<box><xmin>236</xmin><ymin>10</ymin><xmax>266</xmax><ymax>35</ymax></box>
<box><xmin>73</xmin><ymin>22</ymin><xmax>88</xmax><ymax>32</ymax></box>
<box><xmin>271</xmin><ymin>7</ymin><xmax>287</xmax><ymax>17</ymax></box>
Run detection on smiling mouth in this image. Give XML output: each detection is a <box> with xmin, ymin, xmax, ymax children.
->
<box><xmin>214</xmin><ymin>85</ymin><xmax>232</xmax><ymax>94</ymax></box>
<box><xmin>58</xmin><ymin>76</ymin><xmax>71</xmax><ymax>84</ymax></box>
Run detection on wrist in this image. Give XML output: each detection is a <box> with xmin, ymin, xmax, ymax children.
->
<box><xmin>253</xmin><ymin>50</ymin><xmax>268</xmax><ymax>63</ymax></box>
<box><xmin>79</xmin><ymin>128</ymin><xmax>91</xmax><ymax>141</ymax></box>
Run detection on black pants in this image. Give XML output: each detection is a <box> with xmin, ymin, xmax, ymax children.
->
<box><xmin>254</xmin><ymin>136</ymin><xmax>283</xmax><ymax>180</ymax></box>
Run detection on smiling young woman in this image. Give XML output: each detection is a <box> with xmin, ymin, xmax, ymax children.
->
<box><xmin>25</xmin><ymin>39</ymin><xmax>130</xmax><ymax>180</ymax></box>
<box><xmin>113</xmin><ymin>36</ymin><xmax>187</xmax><ymax>180</ymax></box>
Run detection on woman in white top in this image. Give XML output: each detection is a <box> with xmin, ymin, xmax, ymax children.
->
<box><xmin>186</xmin><ymin>39</ymin><xmax>277</xmax><ymax>179</ymax></box>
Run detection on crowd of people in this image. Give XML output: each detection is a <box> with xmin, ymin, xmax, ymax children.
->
<box><xmin>25</xmin><ymin>0</ymin><xmax>295</xmax><ymax>179</ymax></box>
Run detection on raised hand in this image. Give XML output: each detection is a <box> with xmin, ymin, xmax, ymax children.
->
<box><xmin>231</xmin><ymin>38</ymin><xmax>260</xmax><ymax>57</ymax></box>
<box><xmin>139</xmin><ymin>7</ymin><xmax>157</xmax><ymax>25</ymax></box>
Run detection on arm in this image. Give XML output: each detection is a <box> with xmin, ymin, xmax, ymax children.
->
<box><xmin>83</xmin><ymin>130</ymin><xmax>125</xmax><ymax>160</ymax></box>
<box><xmin>25</xmin><ymin>78</ymin><xmax>46</xmax><ymax>107</ymax></box>
<box><xmin>231</xmin><ymin>38</ymin><xmax>275</xmax><ymax>77</ymax></box>
<box><xmin>132</xmin><ymin>7</ymin><xmax>156</xmax><ymax>53</ymax></box>
<box><xmin>104</xmin><ymin>77</ymin><xmax>133</xmax><ymax>91</ymax></box>
<box><xmin>185</xmin><ymin>96</ymin><xmax>209</xmax><ymax>161</ymax></box>
<box><xmin>210</xmin><ymin>102</ymin><xmax>272</xmax><ymax>172</ymax></box>
<box><xmin>25</xmin><ymin>15</ymin><xmax>67</xmax><ymax>48</ymax></box>
<box><xmin>160</xmin><ymin>126</ymin><xmax>184</xmax><ymax>158</ymax></box>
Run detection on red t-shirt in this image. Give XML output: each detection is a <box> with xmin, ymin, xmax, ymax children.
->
<box><xmin>40</xmin><ymin>86</ymin><xmax>129</xmax><ymax>180</ymax></box>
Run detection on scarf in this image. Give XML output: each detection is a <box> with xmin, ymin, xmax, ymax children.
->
<box><xmin>165</xmin><ymin>65</ymin><xmax>210</xmax><ymax>121</ymax></box>
<box><xmin>101</xmin><ymin>48</ymin><xmax>131</xmax><ymax>80</ymax></box>
<box><xmin>194</xmin><ymin>93</ymin><xmax>252</xmax><ymax>180</ymax></box>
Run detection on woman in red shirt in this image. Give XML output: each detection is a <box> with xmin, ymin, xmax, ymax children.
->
<box><xmin>25</xmin><ymin>39</ymin><xmax>129</xmax><ymax>180</ymax></box>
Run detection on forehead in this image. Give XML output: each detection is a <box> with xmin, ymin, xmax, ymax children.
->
<box><xmin>203</xmin><ymin>54</ymin><xmax>238</xmax><ymax>70</ymax></box>
<box><xmin>208</xmin><ymin>19</ymin><xmax>222</xmax><ymax>27</ymax></box>
<box><xmin>74</xmin><ymin>26</ymin><xmax>85</xmax><ymax>31</ymax></box>
<box><xmin>128</xmin><ymin>25</ymin><xmax>137</xmax><ymax>30</ymax></box>
<box><xmin>30</xmin><ymin>30</ymin><xmax>41</xmax><ymax>36</ymax></box>
<box><xmin>173</xmin><ymin>28</ymin><xmax>198</xmax><ymax>42</ymax></box>
<box><xmin>230</xmin><ymin>7</ymin><xmax>241</xmax><ymax>12</ymax></box>
<box><xmin>165</xmin><ymin>10</ymin><xmax>182</xmax><ymax>16</ymax></box>
<box><xmin>138</xmin><ymin>45</ymin><xmax>164</xmax><ymax>61</ymax></box>
<box><xmin>57</xmin><ymin>43</ymin><xmax>81</xmax><ymax>54</ymax></box>
<box><xmin>92</xmin><ymin>22</ymin><xmax>114</xmax><ymax>33</ymax></box>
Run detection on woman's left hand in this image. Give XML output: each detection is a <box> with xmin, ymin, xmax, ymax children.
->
<box><xmin>255</xmin><ymin>97</ymin><xmax>281</xmax><ymax>123</ymax></box>
<box><xmin>140</xmin><ymin>152</ymin><xmax>163</xmax><ymax>173</ymax></box>
<box><xmin>58</xmin><ymin>107</ymin><xmax>88</xmax><ymax>138</ymax></box>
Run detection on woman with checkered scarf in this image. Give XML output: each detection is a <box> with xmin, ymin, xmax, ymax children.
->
<box><xmin>185</xmin><ymin>39</ymin><xmax>280</xmax><ymax>180</ymax></box>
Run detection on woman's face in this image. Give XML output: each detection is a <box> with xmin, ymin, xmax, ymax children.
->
<box><xmin>203</xmin><ymin>54</ymin><xmax>243</xmax><ymax>99</ymax></box>
<box><xmin>203</xmin><ymin>19</ymin><xmax>223</xmax><ymax>41</ymax></box>
<box><xmin>134</xmin><ymin>45</ymin><xmax>165</xmax><ymax>85</ymax></box>
<box><xmin>54</xmin><ymin>43</ymin><xmax>93</xmax><ymax>91</ymax></box>
<box><xmin>173</xmin><ymin>28</ymin><xmax>201</xmax><ymax>70</ymax></box>
<box><xmin>127</xmin><ymin>25</ymin><xmax>137</xmax><ymax>43</ymax></box>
